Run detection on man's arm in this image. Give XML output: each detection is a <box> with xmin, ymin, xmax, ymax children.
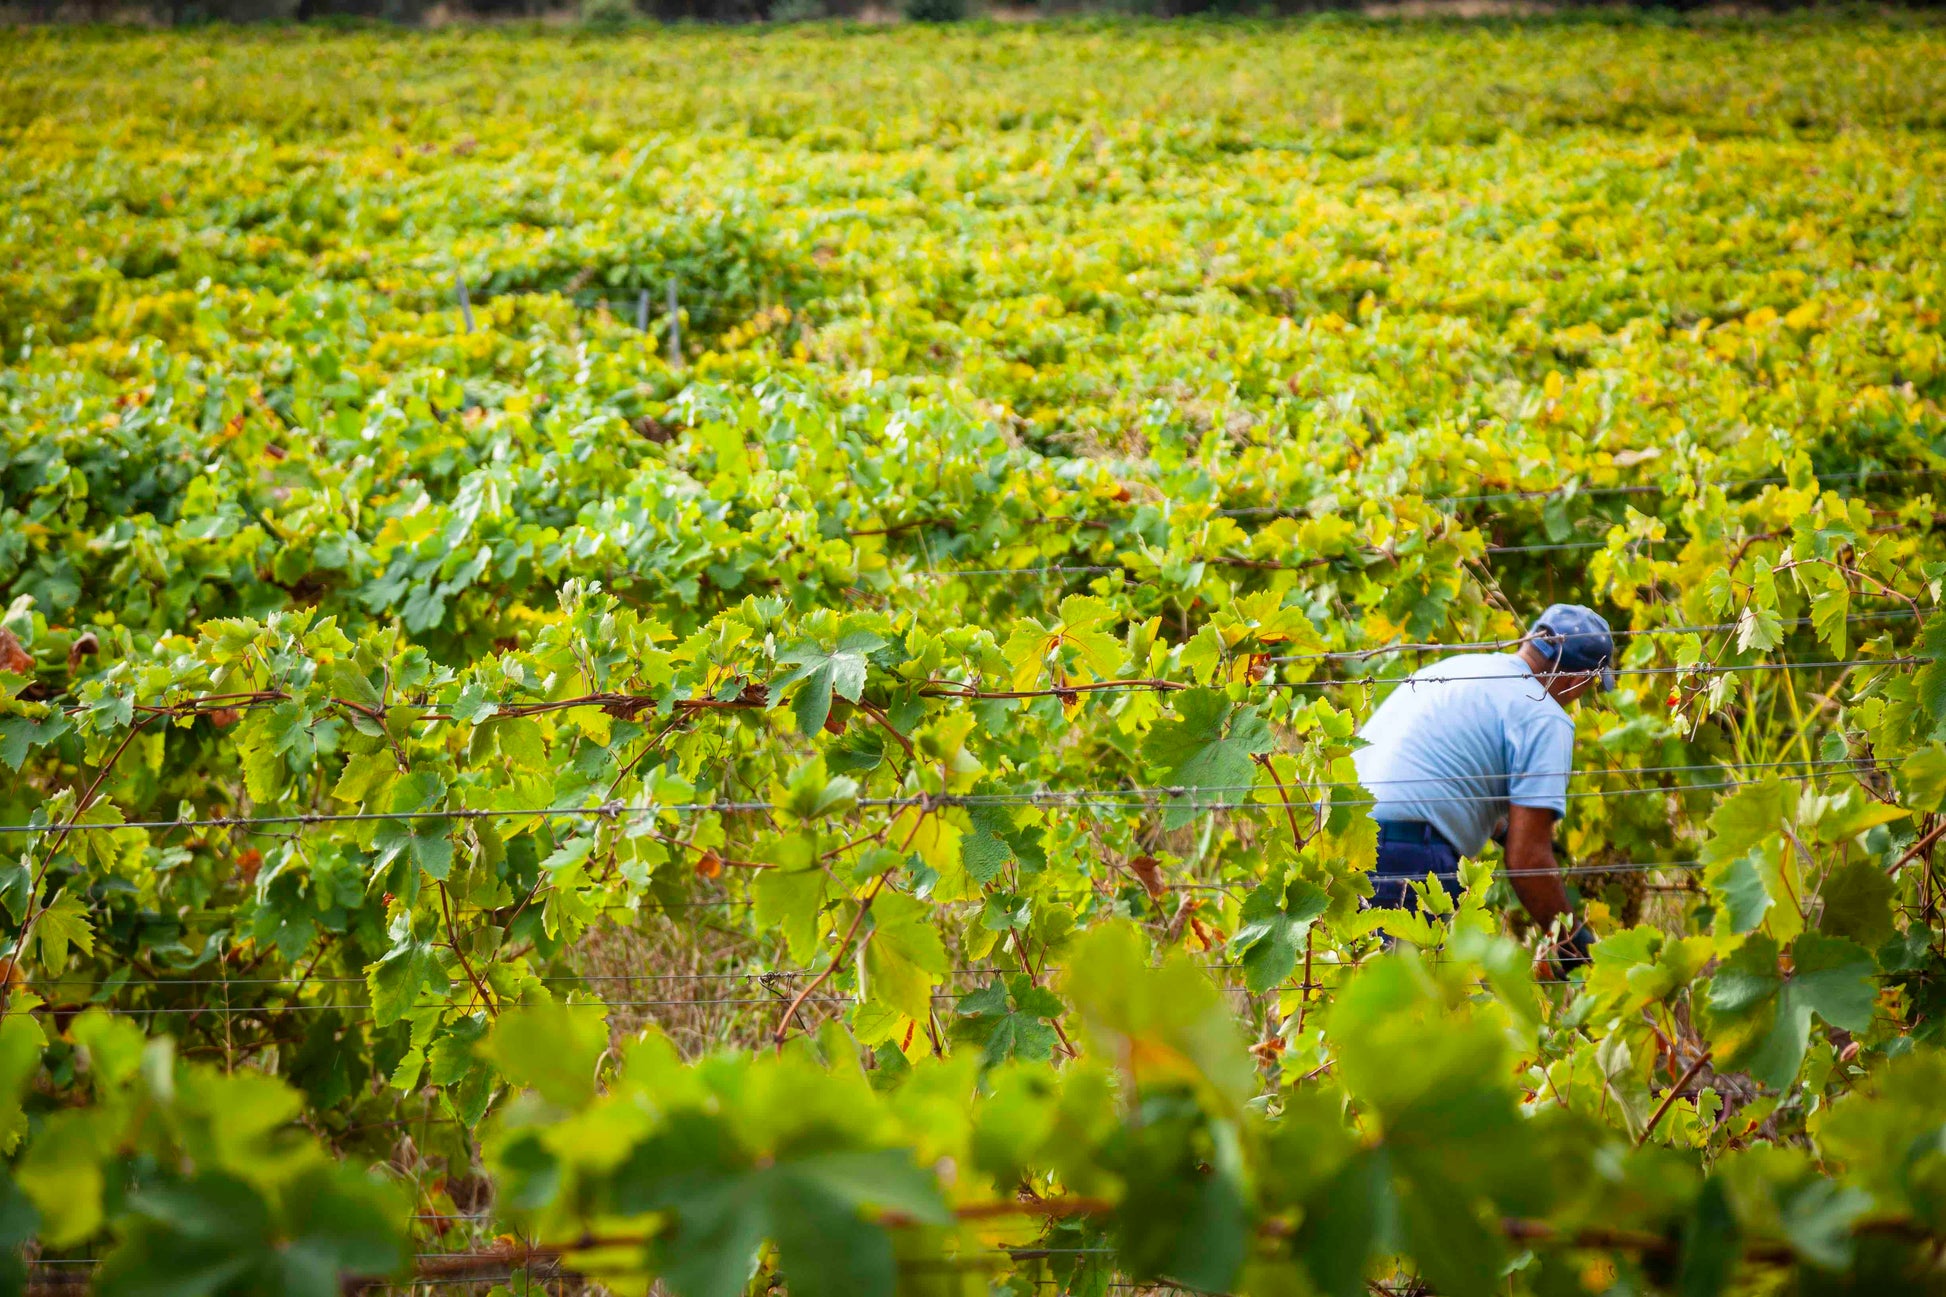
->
<box><xmin>1502</xmin><ymin>803</ymin><xmax>1572</xmax><ymax>929</ymax></box>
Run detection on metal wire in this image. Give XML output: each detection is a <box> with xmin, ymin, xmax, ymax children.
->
<box><xmin>0</xmin><ymin>755</ymin><xmax>1883</xmax><ymax>837</ymax></box>
<box><xmin>30</xmin><ymin>967</ymin><xmax>1013</xmax><ymax>990</ymax></box>
<box><xmin>1269</xmin><ymin>608</ymin><xmax>1919</xmax><ymax>664</ymax></box>
<box><xmin>1210</xmin><ymin>465</ymin><xmax>1932</xmax><ymax>517</ymax></box>
<box><xmin>1271</xmin><ymin>655</ymin><xmax>1920</xmax><ymax>690</ymax></box>
<box><xmin>951</xmin><ymin>776</ymin><xmax>1825</xmax><ymax>809</ymax></box>
<box><xmin>34</xmin><ymin>995</ymin><xmax>862</xmax><ymax>1017</ymax></box>
<box><xmin>955</xmin><ymin>756</ymin><xmax>1871</xmax><ymax>795</ymax></box>
<box><xmin>1174</xmin><ymin>857</ymin><xmax>1711</xmax><ymax>889</ymax></box>
<box><xmin>921</xmin><ymin>513</ymin><xmax>1932</xmax><ymax>577</ymax></box>
<box><xmin>56</xmin><ymin>612</ymin><xmax>1923</xmax><ymax>733</ymax></box>
<box><xmin>8</xmin><ymin>968</ymin><xmax>1737</xmax><ymax>1017</ymax></box>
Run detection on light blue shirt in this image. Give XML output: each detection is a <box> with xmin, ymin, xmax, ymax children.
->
<box><xmin>1351</xmin><ymin>652</ymin><xmax>1576</xmax><ymax>857</ymax></box>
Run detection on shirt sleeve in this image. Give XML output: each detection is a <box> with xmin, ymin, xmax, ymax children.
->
<box><xmin>1506</xmin><ymin>707</ymin><xmax>1575</xmax><ymax>817</ymax></box>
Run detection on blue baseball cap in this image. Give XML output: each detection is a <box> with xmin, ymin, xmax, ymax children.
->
<box><xmin>1529</xmin><ymin>604</ymin><xmax>1616</xmax><ymax>691</ymax></box>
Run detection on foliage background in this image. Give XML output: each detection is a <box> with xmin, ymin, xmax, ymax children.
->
<box><xmin>2</xmin><ymin>16</ymin><xmax>1946</xmax><ymax>1297</ymax></box>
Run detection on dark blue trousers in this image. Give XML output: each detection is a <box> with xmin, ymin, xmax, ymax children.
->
<box><xmin>1371</xmin><ymin>822</ymin><xmax>1461</xmax><ymax>911</ymax></box>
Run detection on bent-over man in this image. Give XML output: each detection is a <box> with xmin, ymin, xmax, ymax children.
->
<box><xmin>1351</xmin><ymin>603</ymin><xmax>1614</xmax><ymax>965</ymax></box>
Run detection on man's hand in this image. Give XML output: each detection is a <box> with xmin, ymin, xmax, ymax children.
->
<box><xmin>1558</xmin><ymin>923</ymin><xmax>1597</xmax><ymax>970</ymax></box>
<box><xmin>1502</xmin><ymin>804</ymin><xmax>1573</xmax><ymax>931</ymax></box>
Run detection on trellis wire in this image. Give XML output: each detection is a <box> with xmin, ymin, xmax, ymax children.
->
<box><xmin>29</xmin><ymin>967</ymin><xmax>1031</xmax><ymax>990</ymax></box>
<box><xmin>22</xmin><ymin>969</ymin><xmax>1899</xmax><ymax>1020</ymax></box>
<box><xmin>15</xmin><ymin>967</ymin><xmax>1713</xmax><ymax>1018</ymax></box>
<box><xmin>1270</xmin><ymin>655</ymin><xmax>1920</xmax><ymax>690</ymax></box>
<box><xmin>54</xmin><ymin>613</ymin><xmax>1926</xmax><ymax>729</ymax></box>
<box><xmin>452</xmin><ymin>273</ymin><xmax>474</xmax><ymax>334</ymax></box>
<box><xmin>1175</xmin><ymin>857</ymin><xmax>1714</xmax><ymax>888</ymax></box>
<box><xmin>47</xmin><ymin>996</ymin><xmax>863</xmax><ymax>1017</ymax></box>
<box><xmin>1269</xmin><ymin>607</ymin><xmax>1920</xmax><ymax>664</ymax></box>
<box><xmin>0</xmin><ymin>756</ymin><xmax>1889</xmax><ymax>837</ymax></box>
<box><xmin>1211</xmin><ymin>465</ymin><xmax>1933</xmax><ymax>517</ymax></box>
<box><xmin>924</xmin><ymin>516</ymin><xmax>1934</xmax><ymax>577</ymax></box>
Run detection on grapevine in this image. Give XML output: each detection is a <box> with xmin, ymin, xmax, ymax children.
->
<box><xmin>2</xmin><ymin>16</ymin><xmax>1945</xmax><ymax>1297</ymax></box>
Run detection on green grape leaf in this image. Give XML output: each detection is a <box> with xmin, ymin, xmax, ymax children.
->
<box><xmin>366</xmin><ymin>933</ymin><xmax>450</xmax><ymax>1029</ymax></box>
<box><xmin>773</xmin><ymin>631</ymin><xmax>884</xmax><ymax>736</ymax></box>
<box><xmin>1326</xmin><ymin>957</ymin><xmax>1522</xmax><ymax>1176</ymax></box>
<box><xmin>980</xmin><ymin>891</ymin><xmax>1030</xmax><ymax>933</ymax></box>
<box><xmin>237</xmin><ymin>701</ymin><xmax>319</xmax><ymax>803</ymax></box>
<box><xmin>71</xmin><ymin>1008</ymin><xmax>144</xmax><ymax>1090</ymax></box>
<box><xmin>95</xmin><ymin>1173</ymin><xmax>270</xmax><ymax>1297</ymax></box>
<box><xmin>1700</xmin><ymin>779</ymin><xmax>1793</xmax><ymax>866</ymax></box>
<box><xmin>1818</xmin><ymin>859</ymin><xmax>1895</xmax><ymax>950</ymax></box>
<box><xmin>0</xmin><ymin>711</ymin><xmax>67</xmax><ymax>773</ymax></box>
<box><xmin>1916</xmin><ymin>661</ymin><xmax>1946</xmax><ymax>728</ymax></box>
<box><xmin>1111</xmin><ymin>1097</ymin><xmax>1250</xmax><ymax>1293</ymax></box>
<box><xmin>962</xmin><ymin>804</ymin><xmax>1045</xmax><ymax>885</ymax></box>
<box><xmin>28</xmin><ymin>888</ymin><xmax>94</xmax><ymax>975</ymax></box>
<box><xmin>1311</xmin><ymin>958</ymin><xmax>1523</xmax><ymax>1295</ymax></box>
<box><xmin>478</xmin><ymin>1002</ymin><xmax>609</xmax><ymax>1110</ymax></box>
<box><xmin>1230</xmin><ymin>878</ymin><xmax>1329</xmax><ymax>994</ymax></box>
<box><xmin>1706</xmin><ymin>934</ymin><xmax>1876</xmax><ymax>1089</ymax></box>
<box><xmin>1142</xmin><ymin>690</ymin><xmax>1273</xmax><ymax>830</ymax></box>
<box><xmin>493</xmin><ymin>717</ymin><xmax>549</xmax><ymax>773</ymax></box>
<box><xmin>1395</xmin><ymin>1159</ymin><xmax>1504</xmax><ymax>1297</ymax></box>
<box><xmin>0</xmin><ymin>1016</ymin><xmax>46</xmax><ymax>1156</ymax></box>
<box><xmin>871</xmin><ymin>890</ymin><xmax>947</xmax><ymax>975</ymax></box>
<box><xmin>777</xmin><ymin>758</ymin><xmax>858</xmax><ymax>821</ymax></box>
<box><xmin>1180</xmin><ymin>624</ymin><xmax>1226</xmax><ymax>685</ymax></box>
<box><xmin>319</xmin><ymin>658</ymin><xmax>383</xmax><ymax>711</ymax></box>
<box><xmin>754</xmin><ymin>860</ymin><xmax>828</xmax><ymax>964</ymax></box>
<box><xmin>1295</xmin><ymin>1147</ymin><xmax>1393</xmax><ymax>1297</ymax></box>
<box><xmin>1705</xmin><ymin>847</ymin><xmax>1774</xmax><ymax>937</ymax></box>
<box><xmin>951</xmin><ymin>975</ymin><xmax>1062</xmax><ymax>1068</ymax></box>
<box><xmin>15</xmin><ymin>1110</ymin><xmax>107</xmax><ymax>1246</ymax></box>
<box><xmin>862</xmin><ymin>939</ymin><xmax>933</xmax><ymax>1025</ymax></box>
<box><xmin>0</xmin><ymin>1169</ymin><xmax>38</xmax><ymax>1297</ymax></box>
<box><xmin>1811</xmin><ymin>789</ymin><xmax>1908</xmax><ymax>846</ymax></box>
<box><xmin>288</xmin><ymin>1012</ymin><xmax>363</xmax><ymax>1113</ymax></box>
<box><xmin>1914</xmin><ymin>614</ymin><xmax>1946</xmax><ymax>722</ymax></box>
<box><xmin>622</xmin><ymin>1133</ymin><xmax>945</xmax><ymax>1297</ymax></box>
<box><xmin>863</xmin><ymin>891</ymin><xmax>947</xmax><ymax>1023</ymax></box>
<box><xmin>69</xmin><ymin>798</ymin><xmax>145</xmax><ymax>876</ymax></box>
<box><xmin>1737</xmin><ymin>565</ymin><xmax>1785</xmax><ymax>652</ymax></box>
<box><xmin>448</xmin><ymin>681</ymin><xmax>500</xmax><ymax>727</ymax></box>
<box><xmin>370</xmin><ymin>771</ymin><xmax>454</xmax><ymax>881</ymax></box>
<box><xmin>271</xmin><ymin>1164</ymin><xmax>409</xmax><ymax>1294</ymax></box>
<box><xmin>1809</xmin><ymin>586</ymin><xmax>1850</xmax><ymax>658</ymax></box>
<box><xmin>1677</xmin><ymin>1177</ymin><xmax>1739</xmax><ymax>1297</ymax></box>
<box><xmin>1776</xmin><ymin>1177</ymin><xmax>1873</xmax><ymax>1270</ymax></box>
<box><xmin>1062</xmin><ymin>921</ymin><xmax>1254</xmax><ymax>1112</ymax></box>
<box><xmin>0</xmin><ymin>856</ymin><xmax>30</xmax><ymax>924</ymax></box>
<box><xmin>777</xmin><ymin>1154</ymin><xmax>946</xmax><ymax>1297</ymax></box>
<box><xmin>94</xmin><ymin>1163</ymin><xmax>404</xmax><ymax>1297</ymax></box>
<box><xmin>1000</xmin><ymin>595</ymin><xmax>1124</xmax><ymax>690</ymax></box>
<box><xmin>331</xmin><ymin>742</ymin><xmax>396</xmax><ymax>807</ymax></box>
<box><xmin>1541</xmin><ymin>493</ymin><xmax>1574</xmax><ymax>542</ymax></box>
<box><xmin>1898</xmin><ymin>745</ymin><xmax>1946</xmax><ymax>813</ymax></box>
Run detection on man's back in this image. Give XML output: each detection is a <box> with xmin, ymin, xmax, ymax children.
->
<box><xmin>1351</xmin><ymin>651</ymin><xmax>1576</xmax><ymax>857</ymax></box>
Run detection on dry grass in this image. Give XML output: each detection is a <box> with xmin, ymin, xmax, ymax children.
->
<box><xmin>574</xmin><ymin>911</ymin><xmax>826</xmax><ymax>1058</ymax></box>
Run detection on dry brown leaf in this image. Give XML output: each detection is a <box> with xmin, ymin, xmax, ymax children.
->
<box><xmin>1126</xmin><ymin>854</ymin><xmax>1167</xmax><ymax>900</ymax></box>
<box><xmin>0</xmin><ymin>629</ymin><xmax>32</xmax><ymax>676</ymax></box>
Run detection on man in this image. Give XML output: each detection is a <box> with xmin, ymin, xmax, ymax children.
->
<box><xmin>1351</xmin><ymin>603</ymin><xmax>1614</xmax><ymax>965</ymax></box>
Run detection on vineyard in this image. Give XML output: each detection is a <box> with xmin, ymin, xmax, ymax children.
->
<box><xmin>4</xmin><ymin>15</ymin><xmax>1946</xmax><ymax>1297</ymax></box>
